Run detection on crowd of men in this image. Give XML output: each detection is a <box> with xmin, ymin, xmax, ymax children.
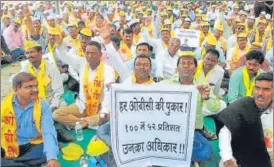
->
<box><xmin>0</xmin><ymin>1</ymin><xmax>273</xmax><ymax>167</ymax></box>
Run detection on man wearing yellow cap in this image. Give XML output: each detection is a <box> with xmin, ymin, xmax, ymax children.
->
<box><xmin>2</xmin><ymin>18</ymin><xmax>25</xmax><ymax>62</ymax></box>
<box><xmin>246</xmin><ymin>16</ymin><xmax>256</xmax><ymax>37</ymax></box>
<box><xmin>236</xmin><ymin>42</ymin><xmax>271</xmax><ymax>72</ymax></box>
<box><xmin>62</xmin><ymin>22</ymin><xmax>80</xmax><ymax>49</ymax></box>
<box><xmin>227</xmin><ymin>22</ymin><xmax>246</xmax><ymax>50</ymax></box>
<box><xmin>1</xmin><ymin>14</ymin><xmax>11</xmax><ymax>33</ymax></box>
<box><xmin>161</xmin><ymin>51</ymin><xmax>222</xmax><ymax>165</ymax></box>
<box><xmin>1</xmin><ymin>72</ymin><xmax>60</xmax><ymax>167</ymax></box>
<box><xmin>191</xmin><ymin>14</ymin><xmax>202</xmax><ymax>30</ymax></box>
<box><xmin>46</xmin><ymin>15</ymin><xmax>66</xmax><ymax>38</ymax></box>
<box><xmin>207</xmin><ymin>4</ymin><xmax>218</xmax><ymax>24</ymax></box>
<box><xmin>226</xmin><ymin>33</ymin><xmax>250</xmax><ymax>71</ymax></box>
<box><xmin>195</xmin><ymin>35</ymin><xmax>225</xmax><ymax>63</ymax></box>
<box><xmin>227</xmin><ymin>50</ymin><xmax>265</xmax><ymax>104</ymax></box>
<box><xmin>199</xmin><ymin>21</ymin><xmax>213</xmax><ymax>47</ymax></box>
<box><xmin>213</xmin><ymin>24</ymin><xmax>227</xmax><ymax>54</ymax></box>
<box><xmin>21</xmin><ymin>40</ymin><xmax>64</xmax><ymax>110</ymax></box>
<box><xmin>249</xmin><ymin>20</ymin><xmax>269</xmax><ymax>46</ymax></box>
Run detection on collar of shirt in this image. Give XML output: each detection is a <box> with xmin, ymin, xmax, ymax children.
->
<box><xmin>12</xmin><ymin>95</ymin><xmax>35</xmax><ymax>111</ymax></box>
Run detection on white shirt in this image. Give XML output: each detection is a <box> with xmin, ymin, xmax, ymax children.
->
<box><xmin>226</xmin><ymin>34</ymin><xmax>237</xmax><ymax>52</ymax></box>
<box><xmin>156</xmin><ymin>49</ymin><xmax>179</xmax><ymax>79</ymax></box>
<box><xmin>55</xmin><ymin>45</ymin><xmax>115</xmax><ymax>114</ymax></box>
<box><xmin>20</xmin><ymin>59</ymin><xmax>64</xmax><ymax>108</ymax></box>
<box><xmin>219</xmin><ymin>107</ymin><xmax>273</xmax><ymax>162</ymax></box>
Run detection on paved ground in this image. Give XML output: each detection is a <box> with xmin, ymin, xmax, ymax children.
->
<box><xmin>1</xmin><ymin>62</ymin><xmax>21</xmax><ymax>100</ymax></box>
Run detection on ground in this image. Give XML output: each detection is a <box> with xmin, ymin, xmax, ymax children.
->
<box><xmin>1</xmin><ymin>62</ymin><xmax>21</xmax><ymax>100</ymax></box>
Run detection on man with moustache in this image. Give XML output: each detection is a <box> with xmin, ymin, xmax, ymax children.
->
<box><xmin>21</xmin><ymin>41</ymin><xmax>64</xmax><ymax>111</ymax></box>
<box><xmin>227</xmin><ymin>50</ymin><xmax>265</xmax><ymax>104</ymax></box>
<box><xmin>217</xmin><ymin>72</ymin><xmax>273</xmax><ymax>167</ymax></box>
<box><xmin>1</xmin><ymin>72</ymin><xmax>60</xmax><ymax>167</ymax></box>
<box><xmin>53</xmin><ymin>40</ymin><xmax>115</xmax><ymax>129</ymax></box>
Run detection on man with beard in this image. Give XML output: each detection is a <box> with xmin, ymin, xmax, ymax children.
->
<box><xmin>227</xmin><ymin>50</ymin><xmax>265</xmax><ymax>104</ymax></box>
<box><xmin>217</xmin><ymin>72</ymin><xmax>273</xmax><ymax>167</ymax></box>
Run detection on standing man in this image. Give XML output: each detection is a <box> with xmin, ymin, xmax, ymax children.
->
<box><xmin>1</xmin><ymin>72</ymin><xmax>60</xmax><ymax>167</ymax></box>
<box><xmin>217</xmin><ymin>72</ymin><xmax>273</xmax><ymax>167</ymax></box>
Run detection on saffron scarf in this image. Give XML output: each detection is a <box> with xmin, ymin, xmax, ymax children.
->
<box><xmin>242</xmin><ymin>66</ymin><xmax>260</xmax><ymax>97</ymax></box>
<box><xmin>1</xmin><ymin>92</ymin><xmax>43</xmax><ymax>159</ymax></box>
<box><xmin>28</xmin><ymin>60</ymin><xmax>51</xmax><ymax>98</ymax></box>
<box><xmin>82</xmin><ymin>62</ymin><xmax>104</xmax><ymax>116</ymax></box>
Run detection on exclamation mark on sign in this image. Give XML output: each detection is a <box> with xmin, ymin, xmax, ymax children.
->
<box><xmin>179</xmin><ymin>144</ymin><xmax>182</xmax><ymax>154</ymax></box>
<box><xmin>179</xmin><ymin>144</ymin><xmax>185</xmax><ymax>154</ymax></box>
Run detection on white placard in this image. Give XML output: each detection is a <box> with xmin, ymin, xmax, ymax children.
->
<box><xmin>174</xmin><ymin>29</ymin><xmax>201</xmax><ymax>48</ymax></box>
<box><xmin>111</xmin><ymin>84</ymin><xmax>198</xmax><ymax>167</ymax></box>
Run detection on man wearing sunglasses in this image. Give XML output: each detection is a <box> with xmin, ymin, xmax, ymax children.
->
<box><xmin>227</xmin><ymin>22</ymin><xmax>246</xmax><ymax>50</ymax></box>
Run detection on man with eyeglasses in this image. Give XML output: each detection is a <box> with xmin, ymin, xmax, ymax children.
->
<box><xmin>227</xmin><ymin>22</ymin><xmax>246</xmax><ymax>50</ymax></box>
<box><xmin>227</xmin><ymin>50</ymin><xmax>265</xmax><ymax>104</ymax></box>
<box><xmin>1</xmin><ymin>72</ymin><xmax>60</xmax><ymax>167</ymax></box>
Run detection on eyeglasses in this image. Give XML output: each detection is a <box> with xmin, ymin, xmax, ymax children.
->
<box><xmin>237</xmin><ymin>27</ymin><xmax>245</xmax><ymax>31</ymax></box>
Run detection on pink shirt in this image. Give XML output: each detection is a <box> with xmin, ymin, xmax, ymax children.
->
<box><xmin>3</xmin><ymin>25</ymin><xmax>25</xmax><ymax>51</ymax></box>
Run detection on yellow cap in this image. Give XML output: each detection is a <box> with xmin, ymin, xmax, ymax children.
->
<box><xmin>237</xmin><ymin>32</ymin><xmax>248</xmax><ymax>38</ymax></box>
<box><xmin>252</xmin><ymin>42</ymin><xmax>262</xmax><ymax>47</ymax></box>
<box><xmin>237</xmin><ymin>23</ymin><xmax>246</xmax><ymax>27</ymax></box>
<box><xmin>2</xmin><ymin>14</ymin><xmax>10</xmax><ymax>19</ymax></box>
<box><xmin>179</xmin><ymin>51</ymin><xmax>196</xmax><ymax>57</ymax></box>
<box><xmin>240</xmin><ymin>11</ymin><xmax>248</xmax><ymax>16</ymax></box>
<box><xmin>119</xmin><ymin>11</ymin><xmax>126</xmax><ymax>17</ymax></box>
<box><xmin>48</xmin><ymin>27</ymin><xmax>60</xmax><ymax>35</ymax></box>
<box><xmin>66</xmin><ymin>2</ymin><xmax>73</xmax><ymax>8</ymax></box>
<box><xmin>61</xmin><ymin>143</ymin><xmax>84</xmax><ymax>161</ymax></box>
<box><xmin>215</xmin><ymin>24</ymin><xmax>224</xmax><ymax>31</ymax></box>
<box><xmin>67</xmin><ymin>22</ymin><xmax>78</xmax><ymax>27</ymax></box>
<box><xmin>161</xmin><ymin>27</ymin><xmax>170</xmax><ymax>32</ymax></box>
<box><xmin>160</xmin><ymin>12</ymin><xmax>168</xmax><ymax>17</ymax></box>
<box><xmin>234</xmin><ymin>19</ymin><xmax>241</xmax><ymax>23</ymax></box>
<box><xmin>258</xmin><ymin>19</ymin><xmax>267</xmax><ymax>25</ymax></box>
<box><xmin>80</xmin><ymin>28</ymin><xmax>92</xmax><ymax>37</ymax></box>
<box><xmin>164</xmin><ymin>19</ymin><xmax>172</xmax><ymax>25</ymax></box>
<box><xmin>87</xmin><ymin>140</ymin><xmax>109</xmax><ymax>156</ymax></box>
<box><xmin>206</xmin><ymin>35</ymin><xmax>217</xmax><ymax>46</ymax></box>
<box><xmin>167</xmin><ymin>6</ymin><xmax>172</xmax><ymax>11</ymax></box>
<box><xmin>147</xmin><ymin>9</ymin><xmax>152</xmax><ymax>12</ymax></box>
<box><xmin>180</xmin><ymin>7</ymin><xmax>186</xmax><ymax>12</ymax></box>
<box><xmin>212</xmin><ymin>5</ymin><xmax>217</xmax><ymax>8</ymax></box>
<box><xmin>24</xmin><ymin>40</ymin><xmax>41</xmax><ymax>50</ymax></box>
<box><xmin>201</xmin><ymin>22</ymin><xmax>209</xmax><ymax>27</ymax></box>
<box><xmin>195</xmin><ymin>14</ymin><xmax>202</xmax><ymax>18</ymax></box>
<box><xmin>14</xmin><ymin>18</ymin><xmax>22</xmax><ymax>25</ymax></box>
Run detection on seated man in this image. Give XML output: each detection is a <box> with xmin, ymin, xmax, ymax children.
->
<box><xmin>227</xmin><ymin>50</ymin><xmax>265</xmax><ymax>104</ymax></box>
<box><xmin>1</xmin><ymin>72</ymin><xmax>59</xmax><ymax>167</ymax></box>
<box><xmin>53</xmin><ymin>41</ymin><xmax>115</xmax><ymax>129</ymax></box>
<box><xmin>21</xmin><ymin>41</ymin><xmax>64</xmax><ymax>111</ymax></box>
<box><xmin>217</xmin><ymin>72</ymin><xmax>273</xmax><ymax>167</ymax></box>
<box><xmin>2</xmin><ymin>18</ymin><xmax>25</xmax><ymax>62</ymax></box>
<box><xmin>97</xmin><ymin>55</ymin><xmax>155</xmax><ymax>167</ymax></box>
<box><xmin>161</xmin><ymin>51</ymin><xmax>222</xmax><ymax>165</ymax></box>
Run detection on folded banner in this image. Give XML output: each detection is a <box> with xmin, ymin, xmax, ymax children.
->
<box><xmin>111</xmin><ymin>84</ymin><xmax>198</xmax><ymax>167</ymax></box>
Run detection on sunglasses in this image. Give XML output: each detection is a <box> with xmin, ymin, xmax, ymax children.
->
<box><xmin>237</xmin><ymin>27</ymin><xmax>245</xmax><ymax>31</ymax></box>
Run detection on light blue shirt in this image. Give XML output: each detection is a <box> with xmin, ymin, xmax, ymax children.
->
<box><xmin>126</xmin><ymin>59</ymin><xmax>157</xmax><ymax>77</ymax></box>
<box><xmin>227</xmin><ymin>66</ymin><xmax>264</xmax><ymax>104</ymax></box>
<box><xmin>12</xmin><ymin>96</ymin><xmax>59</xmax><ymax>161</ymax></box>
